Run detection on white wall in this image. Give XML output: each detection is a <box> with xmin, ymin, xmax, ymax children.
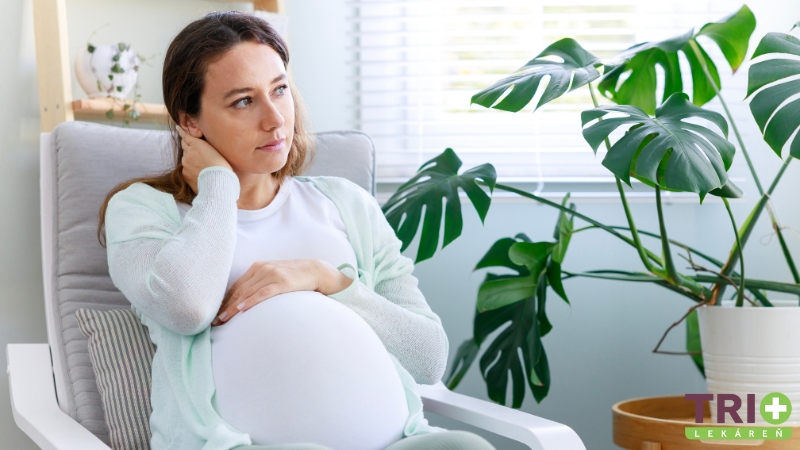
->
<box><xmin>2</xmin><ymin>1</ymin><xmax>800</xmax><ymax>449</ymax></box>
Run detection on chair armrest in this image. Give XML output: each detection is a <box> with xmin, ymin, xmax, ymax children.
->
<box><xmin>7</xmin><ymin>344</ymin><xmax>111</xmax><ymax>450</ymax></box>
<box><xmin>417</xmin><ymin>381</ymin><xmax>586</xmax><ymax>450</ymax></box>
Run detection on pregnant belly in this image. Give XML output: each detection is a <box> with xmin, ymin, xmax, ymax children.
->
<box><xmin>210</xmin><ymin>290</ymin><xmax>409</xmax><ymax>449</ymax></box>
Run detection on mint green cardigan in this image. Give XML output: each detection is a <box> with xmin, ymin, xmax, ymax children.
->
<box><xmin>104</xmin><ymin>167</ymin><xmax>448</xmax><ymax>449</ymax></box>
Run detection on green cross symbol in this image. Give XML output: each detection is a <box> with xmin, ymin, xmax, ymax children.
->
<box><xmin>760</xmin><ymin>392</ymin><xmax>792</xmax><ymax>425</ymax></box>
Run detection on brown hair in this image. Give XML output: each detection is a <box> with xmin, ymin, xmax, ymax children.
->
<box><xmin>96</xmin><ymin>11</ymin><xmax>315</xmax><ymax>248</ymax></box>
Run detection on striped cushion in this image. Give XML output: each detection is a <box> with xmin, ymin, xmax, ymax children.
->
<box><xmin>76</xmin><ymin>308</ymin><xmax>155</xmax><ymax>450</ymax></box>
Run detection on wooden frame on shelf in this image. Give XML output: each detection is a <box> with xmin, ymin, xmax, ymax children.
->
<box><xmin>32</xmin><ymin>0</ymin><xmax>284</xmax><ymax>132</ymax></box>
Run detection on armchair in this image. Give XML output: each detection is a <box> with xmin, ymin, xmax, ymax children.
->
<box><xmin>7</xmin><ymin>121</ymin><xmax>585</xmax><ymax>450</ymax></box>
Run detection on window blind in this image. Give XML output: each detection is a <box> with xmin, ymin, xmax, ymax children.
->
<box><xmin>348</xmin><ymin>0</ymin><xmax>749</xmax><ymax>188</ymax></box>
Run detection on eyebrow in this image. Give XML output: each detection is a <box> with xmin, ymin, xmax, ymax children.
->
<box><xmin>222</xmin><ymin>74</ymin><xmax>288</xmax><ymax>100</ymax></box>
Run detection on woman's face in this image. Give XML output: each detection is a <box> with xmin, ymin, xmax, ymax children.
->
<box><xmin>184</xmin><ymin>41</ymin><xmax>294</xmax><ymax>176</ymax></box>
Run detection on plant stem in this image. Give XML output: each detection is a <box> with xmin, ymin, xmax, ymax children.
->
<box><xmin>655</xmin><ymin>187</ymin><xmax>679</xmax><ymax>284</ymax></box>
<box><xmin>687</xmin><ymin>40</ymin><xmax>799</xmax><ymax>298</ymax></box>
<box><xmin>615</xmin><ymin>176</ymin><xmax>657</xmax><ymax>273</ymax></box>
<box><xmin>490</xmin><ymin>182</ymin><xmax>661</xmax><ymax>268</ymax></box>
<box><xmin>715</xmin><ymin>157</ymin><xmax>793</xmax><ymax>301</ymax></box>
<box><xmin>722</xmin><ymin>198</ymin><xmax>745</xmax><ymax>307</ymax></box>
<box><xmin>692</xmin><ymin>275</ymin><xmax>800</xmax><ymax>296</ymax></box>
<box><xmin>588</xmin><ymin>81</ymin><xmax>658</xmax><ymax>273</ymax></box>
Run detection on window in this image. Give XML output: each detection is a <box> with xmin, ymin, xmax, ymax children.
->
<box><xmin>349</xmin><ymin>0</ymin><xmax>749</xmax><ymax>196</ymax></box>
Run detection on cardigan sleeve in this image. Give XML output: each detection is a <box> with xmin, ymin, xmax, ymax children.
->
<box><xmin>328</xmin><ymin>186</ymin><xmax>449</xmax><ymax>385</ymax></box>
<box><xmin>105</xmin><ymin>166</ymin><xmax>240</xmax><ymax>335</ymax></box>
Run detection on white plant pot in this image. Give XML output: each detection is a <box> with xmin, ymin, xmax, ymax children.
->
<box><xmin>698</xmin><ymin>301</ymin><xmax>800</xmax><ymax>425</ymax></box>
<box><xmin>75</xmin><ymin>45</ymin><xmax>139</xmax><ymax>99</ymax></box>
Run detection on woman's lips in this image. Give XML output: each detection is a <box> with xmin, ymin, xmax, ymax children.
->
<box><xmin>257</xmin><ymin>138</ymin><xmax>285</xmax><ymax>152</ymax></box>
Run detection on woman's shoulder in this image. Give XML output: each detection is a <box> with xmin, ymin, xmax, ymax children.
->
<box><xmin>107</xmin><ymin>181</ymin><xmax>181</xmax><ymax>224</ymax></box>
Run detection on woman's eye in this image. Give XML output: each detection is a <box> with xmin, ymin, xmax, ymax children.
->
<box><xmin>233</xmin><ymin>97</ymin><xmax>252</xmax><ymax>109</ymax></box>
<box><xmin>274</xmin><ymin>84</ymin><xmax>288</xmax><ymax>96</ymax></box>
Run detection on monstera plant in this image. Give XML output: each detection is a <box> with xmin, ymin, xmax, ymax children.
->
<box><xmin>381</xmin><ymin>5</ymin><xmax>800</xmax><ymax>408</ymax></box>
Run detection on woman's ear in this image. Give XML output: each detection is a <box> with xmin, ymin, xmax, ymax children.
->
<box><xmin>178</xmin><ymin>111</ymin><xmax>204</xmax><ymax>138</ymax></box>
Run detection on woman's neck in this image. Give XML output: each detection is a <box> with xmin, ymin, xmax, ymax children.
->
<box><xmin>235</xmin><ymin>171</ymin><xmax>281</xmax><ymax>210</ymax></box>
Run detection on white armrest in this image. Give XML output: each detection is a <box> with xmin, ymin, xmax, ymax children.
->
<box><xmin>418</xmin><ymin>381</ymin><xmax>586</xmax><ymax>450</ymax></box>
<box><xmin>7</xmin><ymin>344</ymin><xmax>111</xmax><ymax>450</ymax></box>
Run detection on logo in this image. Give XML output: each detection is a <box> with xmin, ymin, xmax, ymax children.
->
<box><xmin>683</xmin><ymin>392</ymin><xmax>793</xmax><ymax>441</ymax></box>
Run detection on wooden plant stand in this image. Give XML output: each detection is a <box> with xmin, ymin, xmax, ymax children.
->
<box><xmin>613</xmin><ymin>395</ymin><xmax>800</xmax><ymax>449</ymax></box>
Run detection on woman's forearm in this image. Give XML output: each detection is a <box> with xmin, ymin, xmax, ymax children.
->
<box><xmin>106</xmin><ymin>166</ymin><xmax>240</xmax><ymax>335</ymax></box>
<box><xmin>328</xmin><ymin>269</ymin><xmax>449</xmax><ymax>385</ymax></box>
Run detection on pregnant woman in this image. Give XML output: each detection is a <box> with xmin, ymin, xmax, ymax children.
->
<box><xmin>99</xmin><ymin>11</ymin><xmax>496</xmax><ymax>450</ymax></box>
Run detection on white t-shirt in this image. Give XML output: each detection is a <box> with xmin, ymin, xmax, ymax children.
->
<box><xmin>176</xmin><ymin>176</ymin><xmax>408</xmax><ymax>449</ymax></box>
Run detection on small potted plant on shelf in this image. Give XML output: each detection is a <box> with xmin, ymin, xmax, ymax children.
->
<box><xmin>381</xmin><ymin>5</ymin><xmax>800</xmax><ymax>424</ymax></box>
<box><xmin>75</xmin><ymin>31</ymin><xmax>152</xmax><ymax>125</ymax></box>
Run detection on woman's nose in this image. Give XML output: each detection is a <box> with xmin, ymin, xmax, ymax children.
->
<box><xmin>260</xmin><ymin>98</ymin><xmax>285</xmax><ymax>131</ymax></box>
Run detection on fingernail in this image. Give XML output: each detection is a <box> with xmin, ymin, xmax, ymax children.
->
<box><xmin>237</xmin><ymin>302</ymin><xmax>245</xmax><ymax>311</ymax></box>
<box><xmin>218</xmin><ymin>311</ymin><xmax>227</xmax><ymax>321</ymax></box>
<box><xmin>212</xmin><ymin>318</ymin><xmax>219</xmax><ymax>326</ymax></box>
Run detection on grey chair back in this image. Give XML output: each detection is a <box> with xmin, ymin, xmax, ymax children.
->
<box><xmin>40</xmin><ymin>121</ymin><xmax>376</xmax><ymax>444</ymax></box>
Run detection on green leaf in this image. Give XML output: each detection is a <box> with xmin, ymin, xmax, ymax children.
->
<box><xmin>547</xmin><ymin>260</ymin><xmax>569</xmax><ymax>304</ymax></box>
<box><xmin>470</xmin><ymin>232</ymin><xmax>567</xmax><ymax>405</ymax></box>
<box><xmin>708</xmin><ymin>178</ymin><xmax>743</xmax><ymax>199</ymax></box>
<box><xmin>477</xmin><ymin>274</ymin><xmax>537</xmax><ymax>312</ymax></box>
<box><xmin>111</xmin><ymin>63</ymin><xmax>124</xmax><ymax>74</ymax></box>
<box><xmin>551</xmin><ymin>194</ymin><xmax>574</xmax><ymax>264</ymax></box>
<box><xmin>536</xmin><ymin>275</ymin><xmax>552</xmax><ymax>337</ymax></box>
<box><xmin>123</xmin><ymin>103</ymin><xmax>130</xmax><ymax>111</ymax></box>
<box><xmin>105</xmin><ymin>109</ymin><xmax>114</xmax><ymax>120</ymax></box>
<box><xmin>382</xmin><ymin>148</ymin><xmax>496</xmax><ymax>263</ymax></box>
<box><xmin>87</xmin><ymin>44</ymin><xmax>95</xmax><ymax>53</ymax></box>
<box><xmin>475</xmin><ymin>237</ymin><xmax>530</xmax><ymax>272</ymax></box>
<box><xmin>581</xmin><ymin>92</ymin><xmax>734</xmax><ymax>197</ymax></box>
<box><xmin>746</xmin><ymin>32</ymin><xmax>800</xmax><ymax>158</ymax></box>
<box><xmin>695</xmin><ymin>5</ymin><xmax>756</xmax><ymax>73</ymax></box>
<box><xmin>599</xmin><ymin>6</ymin><xmax>755</xmax><ymax>114</ymax></box>
<box><xmin>112</xmin><ymin>53</ymin><xmax>120</xmax><ymax>62</ymax></box>
<box><xmin>477</xmin><ymin>297</ymin><xmax>549</xmax><ymax>406</ymax></box>
<box><xmin>116</xmin><ymin>86</ymin><xmax>123</xmax><ymax>92</ymax></box>
<box><xmin>477</xmin><ymin>240</ymin><xmax>555</xmax><ymax>312</ymax></box>
<box><xmin>471</xmin><ymin>38</ymin><xmax>601</xmax><ymax>112</ymax></box>
<box><xmin>508</xmin><ymin>242</ymin><xmax>554</xmax><ymax>274</ymax></box>
<box><xmin>686</xmin><ymin>309</ymin><xmax>705</xmax><ymax>377</ymax></box>
<box><xmin>96</xmin><ymin>80</ymin><xmax>102</xmax><ymax>92</ymax></box>
<box><xmin>474</xmin><ymin>237</ymin><xmax>533</xmax><ymax>311</ymax></box>
<box><xmin>444</xmin><ymin>339</ymin><xmax>480</xmax><ymax>390</ymax></box>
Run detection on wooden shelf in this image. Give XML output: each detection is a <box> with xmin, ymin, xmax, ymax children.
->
<box><xmin>72</xmin><ymin>98</ymin><xmax>169</xmax><ymax>124</ymax></box>
<box><xmin>34</xmin><ymin>0</ymin><xmax>283</xmax><ymax>132</ymax></box>
<box><xmin>614</xmin><ymin>395</ymin><xmax>800</xmax><ymax>449</ymax></box>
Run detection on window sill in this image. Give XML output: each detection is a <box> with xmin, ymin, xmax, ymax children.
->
<box><xmin>375</xmin><ymin>177</ymin><xmax>749</xmax><ymax>206</ymax></box>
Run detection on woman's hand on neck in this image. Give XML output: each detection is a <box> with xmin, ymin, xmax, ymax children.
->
<box><xmin>236</xmin><ymin>171</ymin><xmax>282</xmax><ymax>211</ymax></box>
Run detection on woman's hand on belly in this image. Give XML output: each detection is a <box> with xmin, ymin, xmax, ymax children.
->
<box><xmin>212</xmin><ymin>259</ymin><xmax>354</xmax><ymax>326</ymax></box>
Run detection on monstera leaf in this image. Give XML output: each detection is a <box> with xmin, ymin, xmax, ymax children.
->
<box><xmin>476</xmin><ymin>241</ymin><xmax>553</xmax><ymax>312</ymax></box>
<box><xmin>548</xmin><ymin>195</ymin><xmax>574</xmax><ymax>303</ymax></box>
<box><xmin>471</xmin><ymin>38</ymin><xmax>602</xmax><ymax>112</ymax></box>
<box><xmin>446</xmin><ymin>210</ymin><xmax>573</xmax><ymax>405</ymax></box>
<box><xmin>581</xmin><ymin>93</ymin><xmax>734</xmax><ymax>198</ymax></box>
<box><xmin>472</xmin><ymin>234</ymin><xmax>553</xmax><ymax>405</ymax></box>
<box><xmin>746</xmin><ymin>27</ymin><xmax>800</xmax><ymax>158</ymax></box>
<box><xmin>599</xmin><ymin>5</ymin><xmax>756</xmax><ymax>115</ymax></box>
<box><xmin>381</xmin><ymin>148</ymin><xmax>497</xmax><ymax>263</ymax></box>
<box><xmin>477</xmin><ymin>296</ymin><xmax>550</xmax><ymax>406</ymax></box>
